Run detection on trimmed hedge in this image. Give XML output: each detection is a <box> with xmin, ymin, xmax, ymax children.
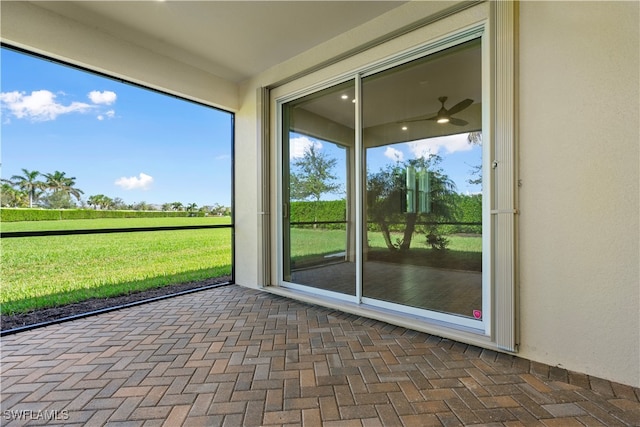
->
<box><xmin>443</xmin><ymin>193</ymin><xmax>482</xmax><ymax>234</ymax></box>
<box><xmin>0</xmin><ymin>208</ymin><xmax>205</xmax><ymax>222</ymax></box>
<box><xmin>290</xmin><ymin>200</ymin><xmax>346</xmax><ymax>229</ymax></box>
<box><xmin>288</xmin><ymin>197</ymin><xmax>482</xmax><ymax>234</ymax></box>
<box><xmin>1</xmin><ymin>209</ymin><xmax>61</xmax><ymax>222</ymax></box>
<box><xmin>287</xmin><ymin>196</ymin><xmax>482</xmax><ymax>233</ymax></box>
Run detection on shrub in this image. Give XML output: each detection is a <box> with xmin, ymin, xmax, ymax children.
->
<box><xmin>290</xmin><ymin>200</ymin><xmax>346</xmax><ymax>229</ymax></box>
<box><xmin>1</xmin><ymin>209</ymin><xmax>61</xmax><ymax>222</ymax></box>
<box><xmin>0</xmin><ymin>208</ymin><xmax>201</xmax><ymax>222</ymax></box>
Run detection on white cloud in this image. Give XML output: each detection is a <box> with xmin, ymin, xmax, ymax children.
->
<box><xmin>290</xmin><ymin>136</ymin><xmax>322</xmax><ymax>159</ymax></box>
<box><xmin>114</xmin><ymin>173</ymin><xmax>154</xmax><ymax>190</ymax></box>
<box><xmin>97</xmin><ymin>110</ymin><xmax>116</xmax><ymax>121</ymax></box>
<box><xmin>407</xmin><ymin>133</ymin><xmax>473</xmax><ymax>158</ymax></box>
<box><xmin>384</xmin><ymin>147</ymin><xmax>404</xmax><ymax>162</ymax></box>
<box><xmin>0</xmin><ymin>90</ymin><xmax>92</xmax><ymax>121</ymax></box>
<box><xmin>88</xmin><ymin>90</ymin><xmax>117</xmax><ymax>105</ymax></box>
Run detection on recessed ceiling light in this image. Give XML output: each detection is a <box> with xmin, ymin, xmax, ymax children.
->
<box><xmin>402</xmin><ymin>126</ymin><xmax>408</xmax><ymax>131</ymax></box>
<box><xmin>341</xmin><ymin>95</ymin><xmax>348</xmax><ymax>100</ymax></box>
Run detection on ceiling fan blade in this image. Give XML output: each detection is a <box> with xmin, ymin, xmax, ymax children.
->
<box><xmin>446</xmin><ymin>98</ymin><xmax>473</xmax><ymax>115</ymax></box>
<box><xmin>400</xmin><ymin>115</ymin><xmax>437</xmax><ymax>123</ymax></box>
<box><xmin>449</xmin><ymin>117</ymin><xmax>468</xmax><ymax>126</ymax></box>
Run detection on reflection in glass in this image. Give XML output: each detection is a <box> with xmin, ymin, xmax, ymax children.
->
<box><xmin>282</xmin><ymin>81</ymin><xmax>356</xmax><ymax>295</ymax></box>
<box><xmin>362</xmin><ymin>39</ymin><xmax>483</xmax><ymax>319</ymax></box>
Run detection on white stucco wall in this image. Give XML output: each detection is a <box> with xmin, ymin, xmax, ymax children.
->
<box><xmin>517</xmin><ymin>1</ymin><xmax>639</xmax><ymax>387</ymax></box>
<box><xmin>233</xmin><ymin>88</ymin><xmax>260</xmax><ymax>288</ymax></box>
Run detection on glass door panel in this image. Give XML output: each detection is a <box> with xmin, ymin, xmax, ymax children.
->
<box><xmin>282</xmin><ymin>81</ymin><xmax>356</xmax><ymax>296</ymax></box>
<box><xmin>361</xmin><ymin>39</ymin><xmax>484</xmax><ymax>319</ymax></box>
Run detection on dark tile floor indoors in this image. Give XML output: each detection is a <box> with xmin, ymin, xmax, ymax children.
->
<box><xmin>291</xmin><ymin>261</ymin><xmax>482</xmax><ymax>318</ymax></box>
<box><xmin>1</xmin><ymin>285</ymin><xmax>639</xmax><ymax>426</ymax></box>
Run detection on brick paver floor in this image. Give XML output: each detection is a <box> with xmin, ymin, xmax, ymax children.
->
<box><xmin>1</xmin><ymin>285</ymin><xmax>639</xmax><ymax>426</ymax></box>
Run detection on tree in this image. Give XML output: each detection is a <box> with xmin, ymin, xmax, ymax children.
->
<box><xmin>466</xmin><ymin>131</ymin><xmax>483</xmax><ymax>187</ymax></box>
<box><xmin>87</xmin><ymin>194</ymin><xmax>101</xmax><ymax>209</ymax></box>
<box><xmin>87</xmin><ymin>194</ymin><xmax>113</xmax><ymax>210</ymax></box>
<box><xmin>10</xmin><ymin>168</ymin><xmax>44</xmax><ymax>208</ymax></box>
<box><xmin>40</xmin><ymin>191</ymin><xmax>75</xmax><ymax>209</ymax></box>
<box><xmin>111</xmin><ymin>197</ymin><xmax>127</xmax><ymax>210</ymax></box>
<box><xmin>202</xmin><ymin>203</ymin><xmax>229</xmax><ymax>216</ymax></box>
<box><xmin>40</xmin><ymin>170</ymin><xmax>84</xmax><ymax>209</ymax></box>
<box><xmin>43</xmin><ymin>170</ymin><xmax>84</xmax><ymax>203</ymax></box>
<box><xmin>290</xmin><ymin>144</ymin><xmax>342</xmax><ymax>226</ymax></box>
<box><xmin>133</xmin><ymin>201</ymin><xmax>154</xmax><ymax>211</ymax></box>
<box><xmin>366</xmin><ymin>155</ymin><xmax>458</xmax><ymax>252</ymax></box>
<box><xmin>171</xmin><ymin>202</ymin><xmax>184</xmax><ymax>211</ymax></box>
<box><xmin>290</xmin><ymin>144</ymin><xmax>341</xmax><ymax>202</ymax></box>
<box><xmin>1</xmin><ymin>181</ymin><xmax>28</xmax><ymax>207</ymax></box>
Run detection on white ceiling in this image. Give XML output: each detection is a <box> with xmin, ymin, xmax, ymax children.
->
<box><xmin>33</xmin><ymin>1</ymin><xmax>408</xmax><ymax>84</ymax></box>
<box><xmin>20</xmin><ymin>0</ymin><xmax>481</xmax><ymax>140</ymax></box>
<box><xmin>291</xmin><ymin>38</ymin><xmax>482</xmax><ymax>146</ymax></box>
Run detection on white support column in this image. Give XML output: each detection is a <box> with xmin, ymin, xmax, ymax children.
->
<box><xmin>492</xmin><ymin>0</ymin><xmax>519</xmax><ymax>352</ymax></box>
<box><xmin>257</xmin><ymin>87</ymin><xmax>271</xmax><ymax>288</ymax></box>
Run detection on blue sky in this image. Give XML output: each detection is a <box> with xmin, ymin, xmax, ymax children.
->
<box><xmin>290</xmin><ymin>131</ymin><xmax>482</xmax><ymax>201</ymax></box>
<box><xmin>1</xmin><ymin>48</ymin><xmax>233</xmax><ymax>207</ymax></box>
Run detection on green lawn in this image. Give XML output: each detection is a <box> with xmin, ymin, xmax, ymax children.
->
<box><xmin>290</xmin><ymin>228</ymin><xmax>482</xmax><ymax>271</ymax></box>
<box><xmin>2</xmin><ymin>218</ymin><xmax>481</xmax><ymax>315</ymax></box>
<box><xmin>1</xmin><ymin>216</ymin><xmax>230</xmax><ymax>232</ymax></box>
<box><xmin>1</xmin><ymin>220</ymin><xmax>232</xmax><ymax>315</ymax></box>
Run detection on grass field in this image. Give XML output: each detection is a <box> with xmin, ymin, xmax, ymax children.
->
<box><xmin>1</xmin><ymin>216</ymin><xmax>230</xmax><ymax>232</ymax></box>
<box><xmin>290</xmin><ymin>228</ymin><xmax>482</xmax><ymax>271</ymax></box>
<box><xmin>2</xmin><ymin>217</ymin><xmax>480</xmax><ymax>315</ymax></box>
<box><xmin>1</xmin><ymin>217</ymin><xmax>232</xmax><ymax>315</ymax></box>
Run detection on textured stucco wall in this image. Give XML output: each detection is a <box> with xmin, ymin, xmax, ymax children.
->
<box><xmin>517</xmin><ymin>1</ymin><xmax>639</xmax><ymax>387</ymax></box>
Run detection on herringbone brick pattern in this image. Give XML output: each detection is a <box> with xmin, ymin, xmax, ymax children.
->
<box><xmin>1</xmin><ymin>285</ymin><xmax>639</xmax><ymax>426</ymax></box>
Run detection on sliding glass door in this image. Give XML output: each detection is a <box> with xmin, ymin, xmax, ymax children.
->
<box><xmin>361</xmin><ymin>39</ymin><xmax>484</xmax><ymax>321</ymax></box>
<box><xmin>280</xmin><ymin>36</ymin><xmax>486</xmax><ymax>326</ymax></box>
<box><xmin>281</xmin><ymin>81</ymin><xmax>356</xmax><ymax>296</ymax></box>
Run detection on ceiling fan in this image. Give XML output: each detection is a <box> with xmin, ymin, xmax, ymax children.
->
<box><xmin>404</xmin><ymin>96</ymin><xmax>473</xmax><ymax>126</ymax></box>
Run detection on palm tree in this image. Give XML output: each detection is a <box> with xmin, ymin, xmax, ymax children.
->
<box><xmin>43</xmin><ymin>170</ymin><xmax>84</xmax><ymax>203</ymax></box>
<box><xmin>101</xmin><ymin>195</ymin><xmax>114</xmax><ymax>210</ymax></box>
<box><xmin>87</xmin><ymin>194</ymin><xmax>113</xmax><ymax>210</ymax></box>
<box><xmin>10</xmin><ymin>168</ymin><xmax>44</xmax><ymax>208</ymax></box>
<box><xmin>87</xmin><ymin>194</ymin><xmax>102</xmax><ymax>209</ymax></box>
<box><xmin>1</xmin><ymin>181</ymin><xmax>28</xmax><ymax>207</ymax></box>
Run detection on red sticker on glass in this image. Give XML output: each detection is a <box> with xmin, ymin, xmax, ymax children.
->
<box><xmin>473</xmin><ymin>310</ymin><xmax>482</xmax><ymax>320</ymax></box>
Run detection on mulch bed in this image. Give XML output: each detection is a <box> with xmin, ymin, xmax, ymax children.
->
<box><xmin>1</xmin><ymin>276</ymin><xmax>231</xmax><ymax>333</ymax></box>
